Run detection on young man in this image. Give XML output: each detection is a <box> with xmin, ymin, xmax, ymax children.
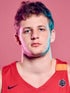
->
<box><xmin>0</xmin><ymin>1</ymin><xmax>70</xmax><ymax>93</ymax></box>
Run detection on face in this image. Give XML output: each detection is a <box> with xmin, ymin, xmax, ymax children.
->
<box><xmin>18</xmin><ymin>14</ymin><xmax>55</xmax><ymax>57</ymax></box>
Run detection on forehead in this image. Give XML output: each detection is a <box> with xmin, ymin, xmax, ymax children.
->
<box><xmin>20</xmin><ymin>14</ymin><xmax>49</xmax><ymax>27</ymax></box>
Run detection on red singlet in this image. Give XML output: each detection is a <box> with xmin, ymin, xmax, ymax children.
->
<box><xmin>2</xmin><ymin>59</ymin><xmax>70</xmax><ymax>93</ymax></box>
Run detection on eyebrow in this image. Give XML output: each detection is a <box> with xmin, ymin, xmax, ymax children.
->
<box><xmin>23</xmin><ymin>27</ymin><xmax>31</xmax><ymax>30</ymax></box>
<box><xmin>23</xmin><ymin>25</ymin><xmax>46</xmax><ymax>29</ymax></box>
<box><xmin>37</xmin><ymin>25</ymin><xmax>46</xmax><ymax>28</ymax></box>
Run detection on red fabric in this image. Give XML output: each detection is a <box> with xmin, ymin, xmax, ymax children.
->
<box><xmin>2</xmin><ymin>59</ymin><xmax>70</xmax><ymax>93</ymax></box>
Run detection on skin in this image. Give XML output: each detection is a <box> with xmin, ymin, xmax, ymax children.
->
<box><xmin>16</xmin><ymin>14</ymin><xmax>56</xmax><ymax>88</ymax></box>
<box><xmin>19</xmin><ymin>14</ymin><xmax>55</xmax><ymax>58</ymax></box>
<box><xmin>0</xmin><ymin>14</ymin><xmax>70</xmax><ymax>91</ymax></box>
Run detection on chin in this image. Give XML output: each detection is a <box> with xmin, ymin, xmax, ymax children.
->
<box><xmin>23</xmin><ymin>48</ymin><xmax>46</xmax><ymax>58</ymax></box>
<box><xmin>28</xmin><ymin>54</ymin><xmax>42</xmax><ymax>58</ymax></box>
<box><xmin>24</xmin><ymin>51</ymin><xmax>43</xmax><ymax>58</ymax></box>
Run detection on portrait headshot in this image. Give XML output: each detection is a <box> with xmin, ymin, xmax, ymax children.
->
<box><xmin>0</xmin><ymin>0</ymin><xmax>70</xmax><ymax>93</ymax></box>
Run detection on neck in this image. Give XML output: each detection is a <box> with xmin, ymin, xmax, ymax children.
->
<box><xmin>20</xmin><ymin>49</ymin><xmax>56</xmax><ymax>74</ymax></box>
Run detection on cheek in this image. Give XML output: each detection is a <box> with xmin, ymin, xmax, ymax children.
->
<box><xmin>20</xmin><ymin>36</ymin><xmax>31</xmax><ymax>47</ymax></box>
<box><xmin>41</xmin><ymin>33</ymin><xmax>51</xmax><ymax>46</ymax></box>
<box><xmin>41</xmin><ymin>33</ymin><xmax>49</xmax><ymax>42</ymax></box>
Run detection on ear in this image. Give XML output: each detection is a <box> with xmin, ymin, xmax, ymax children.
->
<box><xmin>15</xmin><ymin>34</ymin><xmax>21</xmax><ymax>45</ymax></box>
<box><xmin>50</xmin><ymin>29</ymin><xmax>55</xmax><ymax>43</ymax></box>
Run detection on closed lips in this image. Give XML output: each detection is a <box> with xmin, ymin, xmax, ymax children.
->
<box><xmin>31</xmin><ymin>43</ymin><xmax>41</xmax><ymax>47</ymax></box>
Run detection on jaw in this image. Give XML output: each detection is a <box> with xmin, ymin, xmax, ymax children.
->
<box><xmin>23</xmin><ymin>46</ymin><xmax>51</xmax><ymax>59</ymax></box>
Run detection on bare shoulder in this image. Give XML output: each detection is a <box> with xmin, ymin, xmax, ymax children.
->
<box><xmin>0</xmin><ymin>70</ymin><xmax>2</xmax><ymax>93</ymax></box>
<box><xmin>67</xmin><ymin>63</ymin><xmax>70</xmax><ymax>85</ymax></box>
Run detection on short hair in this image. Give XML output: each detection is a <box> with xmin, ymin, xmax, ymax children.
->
<box><xmin>14</xmin><ymin>1</ymin><xmax>54</xmax><ymax>32</ymax></box>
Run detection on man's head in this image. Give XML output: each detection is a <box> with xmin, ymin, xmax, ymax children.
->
<box><xmin>14</xmin><ymin>1</ymin><xmax>55</xmax><ymax>57</ymax></box>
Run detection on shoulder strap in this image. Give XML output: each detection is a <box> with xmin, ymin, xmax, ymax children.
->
<box><xmin>56</xmin><ymin>59</ymin><xmax>67</xmax><ymax>71</ymax></box>
<box><xmin>56</xmin><ymin>64</ymin><xmax>67</xmax><ymax>71</ymax></box>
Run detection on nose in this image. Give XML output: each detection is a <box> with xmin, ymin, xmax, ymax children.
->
<box><xmin>31</xmin><ymin>31</ymin><xmax>39</xmax><ymax>40</ymax></box>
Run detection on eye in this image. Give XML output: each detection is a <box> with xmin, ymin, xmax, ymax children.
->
<box><xmin>39</xmin><ymin>28</ymin><xmax>45</xmax><ymax>31</ymax></box>
<box><xmin>23</xmin><ymin>29</ymin><xmax>31</xmax><ymax>34</ymax></box>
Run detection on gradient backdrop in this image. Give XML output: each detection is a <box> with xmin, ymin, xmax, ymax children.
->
<box><xmin>0</xmin><ymin>0</ymin><xmax>70</xmax><ymax>68</ymax></box>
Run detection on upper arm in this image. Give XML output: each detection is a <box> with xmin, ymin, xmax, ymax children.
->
<box><xmin>0</xmin><ymin>70</ymin><xmax>2</xmax><ymax>93</ymax></box>
<box><xmin>67</xmin><ymin>64</ymin><xmax>70</xmax><ymax>86</ymax></box>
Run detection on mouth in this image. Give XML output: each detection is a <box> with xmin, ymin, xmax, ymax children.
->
<box><xmin>31</xmin><ymin>43</ymin><xmax>41</xmax><ymax>47</ymax></box>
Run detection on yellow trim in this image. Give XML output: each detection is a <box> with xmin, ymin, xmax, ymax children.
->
<box><xmin>56</xmin><ymin>64</ymin><xmax>67</xmax><ymax>71</ymax></box>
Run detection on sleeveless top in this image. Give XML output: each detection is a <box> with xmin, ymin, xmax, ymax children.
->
<box><xmin>2</xmin><ymin>59</ymin><xmax>70</xmax><ymax>93</ymax></box>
